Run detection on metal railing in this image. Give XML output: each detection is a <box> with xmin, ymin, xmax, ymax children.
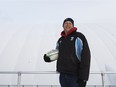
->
<box><xmin>0</xmin><ymin>71</ymin><xmax>116</xmax><ymax>87</ymax></box>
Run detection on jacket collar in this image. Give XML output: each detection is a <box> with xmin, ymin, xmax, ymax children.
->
<box><xmin>61</xmin><ymin>27</ymin><xmax>77</xmax><ymax>37</ymax></box>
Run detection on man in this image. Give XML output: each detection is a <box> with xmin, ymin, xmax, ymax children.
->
<box><xmin>56</xmin><ymin>18</ymin><xmax>91</xmax><ymax>87</ymax></box>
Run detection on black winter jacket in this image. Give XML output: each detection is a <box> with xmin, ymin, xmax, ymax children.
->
<box><xmin>56</xmin><ymin>27</ymin><xmax>91</xmax><ymax>81</ymax></box>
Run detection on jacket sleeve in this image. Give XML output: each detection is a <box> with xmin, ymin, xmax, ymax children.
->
<box><xmin>78</xmin><ymin>34</ymin><xmax>91</xmax><ymax>81</ymax></box>
<box><xmin>75</xmin><ymin>37</ymin><xmax>83</xmax><ymax>62</ymax></box>
<box><xmin>56</xmin><ymin>42</ymin><xmax>59</xmax><ymax>50</ymax></box>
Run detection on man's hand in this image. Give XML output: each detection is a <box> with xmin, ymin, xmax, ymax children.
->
<box><xmin>77</xmin><ymin>79</ymin><xmax>86</xmax><ymax>87</ymax></box>
<box><xmin>43</xmin><ymin>54</ymin><xmax>51</xmax><ymax>62</ymax></box>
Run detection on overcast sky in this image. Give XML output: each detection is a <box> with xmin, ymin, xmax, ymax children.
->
<box><xmin>0</xmin><ymin>0</ymin><xmax>116</xmax><ymax>24</ymax></box>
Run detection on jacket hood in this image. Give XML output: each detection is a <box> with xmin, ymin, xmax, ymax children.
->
<box><xmin>61</xmin><ymin>27</ymin><xmax>77</xmax><ymax>37</ymax></box>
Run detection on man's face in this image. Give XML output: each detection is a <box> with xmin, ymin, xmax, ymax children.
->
<box><xmin>63</xmin><ymin>21</ymin><xmax>73</xmax><ymax>33</ymax></box>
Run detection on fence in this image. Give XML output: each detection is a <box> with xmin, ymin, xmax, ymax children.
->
<box><xmin>0</xmin><ymin>71</ymin><xmax>116</xmax><ymax>87</ymax></box>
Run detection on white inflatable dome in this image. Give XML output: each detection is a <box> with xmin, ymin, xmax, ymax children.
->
<box><xmin>0</xmin><ymin>0</ymin><xmax>116</xmax><ymax>86</ymax></box>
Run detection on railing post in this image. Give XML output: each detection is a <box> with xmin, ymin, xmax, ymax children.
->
<box><xmin>8</xmin><ymin>85</ymin><xmax>10</xmax><ymax>87</ymax></box>
<box><xmin>17</xmin><ymin>72</ymin><xmax>21</xmax><ymax>87</ymax></box>
<box><xmin>101</xmin><ymin>73</ymin><xmax>105</xmax><ymax>87</ymax></box>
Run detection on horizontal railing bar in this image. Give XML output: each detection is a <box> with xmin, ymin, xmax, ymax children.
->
<box><xmin>0</xmin><ymin>71</ymin><xmax>116</xmax><ymax>87</ymax></box>
<box><xmin>0</xmin><ymin>71</ymin><xmax>116</xmax><ymax>74</ymax></box>
<box><xmin>0</xmin><ymin>85</ymin><xmax>116</xmax><ymax>86</ymax></box>
<box><xmin>0</xmin><ymin>71</ymin><xmax>58</xmax><ymax>74</ymax></box>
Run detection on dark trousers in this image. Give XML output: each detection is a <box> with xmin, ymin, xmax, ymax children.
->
<box><xmin>59</xmin><ymin>73</ymin><xmax>79</xmax><ymax>87</ymax></box>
